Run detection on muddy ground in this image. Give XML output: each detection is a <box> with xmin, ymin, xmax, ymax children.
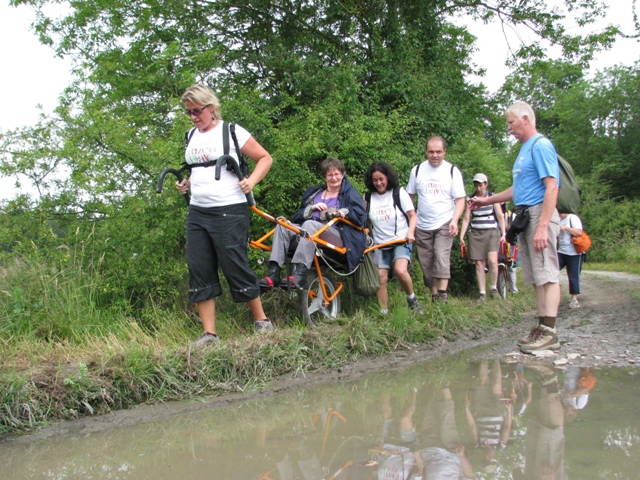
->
<box><xmin>14</xmin><ymin>270</ymin><xmax>640</xmax><ymax>442</ymax></box>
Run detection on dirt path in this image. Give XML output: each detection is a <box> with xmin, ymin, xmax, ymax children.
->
<box><xmin>14</xmin><ymin>270</ymin><xmax>640</xmax><ymax>441</ymax></box>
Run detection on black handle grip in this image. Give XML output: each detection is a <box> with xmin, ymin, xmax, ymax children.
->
<box><xmin>156</xmin><ymin>167</ymin><xmax>190</xmax><ymax>205</ymax></box>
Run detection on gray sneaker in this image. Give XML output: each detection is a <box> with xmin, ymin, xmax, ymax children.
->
<box><xmin>407</xmin><ymin>296</ymin><xmax>424</xmax><ymax>315</ymax></box>
<box><xmin>520</xmin><ymin>325</ymin><xmax>560</xmax><ymax>354</ymax></box>
<box><xmin>190</xmin><ymin>332</ymin><xmax>220</xmax><ymax>348</ymax></box>
<box><xmin>477</xmin><ymin>293</ymin><xmax>487</xmax><ymax>304</ymax></box>
<box><xmin>434</xmin><ymin>292</ymin><xmax>448</xmax><ymax>304</ymax></box>
<box><xmin>255</xmin><ymin>319</ymin><xmax>274</xmax><ymax>334</ymax></box>
<box><xmin>568</xmin><ymin>299</ymin><xmax>580</xmax><ymax>309</ymax></box>
<box><xmin>490</xmin><ymin>288</ymin><xmax>500</xmax><ymax>300</ymax></box>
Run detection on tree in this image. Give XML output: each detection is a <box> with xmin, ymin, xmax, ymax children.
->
<box><xmin>0</xmin><ymin>0</ymin><xmax>621</xmax><ymax>305</ymax></box>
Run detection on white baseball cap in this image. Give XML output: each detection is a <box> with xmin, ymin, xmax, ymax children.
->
<box><xmin>473</xmin><ymin>173</ymin><xmax>488</xmax><ymax>183</ymax></box>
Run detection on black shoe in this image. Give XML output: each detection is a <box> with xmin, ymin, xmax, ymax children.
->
<box><xmin>289</xmin><ymin>263</ymin><xmax>310</xmax><ymax>290</ymax></box>
<box><xmin>259</xmin><ymin>262</ymin><xmax>282</xmax><ymax>290</ymax></box>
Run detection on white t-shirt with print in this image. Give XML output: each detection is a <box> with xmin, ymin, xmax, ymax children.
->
<box><xmin>184</xmin><ymin>122</ymin><xmax>251</xmax><ymax>208</ymax></box>
<box><xmin>558</xmin><ymin>214</ymin><xmax>582</xmax><ymax>255</ymax></box>
<box><xmin>368</xmin><ymin>188</ymin><xmax>415</xmax><ymax>244</ymax></box>
<box><xmin>406</xmin><ymin>160</ymin><xmax>466</xmax><ymax>231</ymax></box>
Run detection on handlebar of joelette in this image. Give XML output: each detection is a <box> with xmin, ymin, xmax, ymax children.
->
<box><xmin>214</xmin><ymin>154</ymin><xmax>255</xmax><ymax>207</ymax></box>
<box><xmin>155</xmin><ymin>155</ymin><xmax>255</xmax><ymax>207</ymax></box>
<box><xmin>156</xmin><ymin>167</ymin><xmax>190</xmax><ymax>205</ymax></box>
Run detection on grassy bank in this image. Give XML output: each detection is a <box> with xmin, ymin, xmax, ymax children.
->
<box><xmin>0</xmin><ymin>254</ymin><xmax>536</xmax><ymax>437</ymax></box>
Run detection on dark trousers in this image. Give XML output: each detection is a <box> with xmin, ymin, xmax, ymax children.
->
<box><xmin>558</xmin><ymin>252</ymin><xmax>583</xmax><ymax>295</ymax></box>
<box><xmin>186</xmin><ymin>203</ymin><xmax>260</xmax><ymax>304</ymax></box>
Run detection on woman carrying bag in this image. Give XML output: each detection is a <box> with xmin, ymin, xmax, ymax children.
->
<box><xmin>557</xmin><ymin>213</ymin><xmax>586</xmax><ymax>309</ymax></box>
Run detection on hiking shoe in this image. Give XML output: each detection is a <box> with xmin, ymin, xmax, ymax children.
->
<box><xmin>436</xmin><ymin>292</ymin><xmax>448</xmax><ymax>304</ymax></box>
<box><xmin>490</xmin><ymin>288</ymin><xmax>500</xmax><ymax>299</ymax></box>
<box><xmin>255</xmin><ymin>319</ymin><xmax>274</xmax><ymax>334</ymax></box>
<box><xmin>520</xmin><ymin>325</ymin><xmax>560</xmax><ymax>354</ymax></box>
<box><xmin>259</xmin><ymin>262</ymin><xmax>282</xmax><ymax>290</ymax></box>
<box><xmin>477</xmin><ymin>293</ymin><xmax>487</xmax><ymax>304</ymax></box>
<box><xmin>568</xmin><ymin>299</ymin><xmax>580</xmax><ymax>309</ymax></box>
<box><xmin>517</xmin><ymin>325</ymin><xmax>543</xmax><ymax>346</ymax></box>
<box><xmin>190</xmin><ymin>332</ymin><xmax>220</xmax><ymax>348</ymax></box>
<box><xmin>431</xmin><ymin>294</ymin><xmax>439</xmax><ymax>303</ymax></box>
<box><xmin>407</xmin><ymin>296</ymin><xmax>424</xmax><ymax>314</ymax></box>
<box><xmin>289</xmin><ymin>263</ymin><xmax>310</xmax><ymax>290</ymax></box>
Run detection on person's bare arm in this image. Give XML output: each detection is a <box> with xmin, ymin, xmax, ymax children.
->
<box><xmin>494</xmin><ymin>202</ymin><xmax>506</xmax><ymax>238</ymax></box>
<box><xmin>239</xmin><ymin>136</ymin><xmax>273</xmax><ymax>191</ymax></box>
<box><xmin>449</xmin><ymin>197</ymin><xmax>466</xmax><ymax>236</ymax></box>
<box><xmin>469</xmin><ymin>187</ymin><xmax>513</xmax><ymax>210</ymax></box>
<box><xmin>533</xmin><ymin>176</ymin><xmax>559</xmax><ymax>252</ymax></box>
<box><xmin>460</xmin><ymin>202</ymin><xmax>471</xmax><ymax>242</ymax></box>
<box><xmin>406</xmin><ymin>209</ymin><xmax>417</xmax><ymax>244</ymax></box>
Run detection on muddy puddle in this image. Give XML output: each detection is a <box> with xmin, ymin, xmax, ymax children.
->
<box><xmin>2</xmin><ymin>353</ymin><xmax>639</xmax><ymax>479</ymax></box>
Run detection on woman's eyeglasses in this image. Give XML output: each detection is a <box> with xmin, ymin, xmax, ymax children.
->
<box><xmin>185</xmin><ymin>105</ymin><xmax>210</xmax><ymax>116</ymax></box>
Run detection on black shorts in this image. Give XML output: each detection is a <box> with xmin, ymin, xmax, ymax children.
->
<box><xmin>186</xmin><ymin>203</ymin><xmax>260</xmax><ymax>304</ymax></box>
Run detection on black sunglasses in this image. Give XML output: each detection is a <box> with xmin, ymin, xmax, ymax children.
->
<box><xmin>185</xmin><ymin>105</ymin><xmax>210</xmax><ymax>116</ymax></box>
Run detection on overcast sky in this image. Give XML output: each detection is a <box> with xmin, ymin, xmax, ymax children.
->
<box><xmin>1</xmin><ymin>1</ymin><xmax>638</xmax><ymax>197</ymax></box>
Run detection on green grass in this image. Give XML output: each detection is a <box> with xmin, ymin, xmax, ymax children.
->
<box><xmin>584</xmin><ymin>262</ymin><xmax>640</xmax><ymax>275</ymax></box>
<box><xmin>0</xmin><ymin>252</ymin><xmax>537</xmax><ymax>437</ymax></box>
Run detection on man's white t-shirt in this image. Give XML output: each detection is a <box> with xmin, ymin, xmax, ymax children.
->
<box><xmin>406</xmin><ymin>160</ymin><xmax>466</xmax><ymax>231</ymax></box>
<box><xmin>368</xmin><ymin>188</ymin><xmax>415</xmax><ymax>244</ymax></box>
<box><xmin>184</xmin><ymin>122</ymin><xmax>251</xmax><ymax>208</ymax></box>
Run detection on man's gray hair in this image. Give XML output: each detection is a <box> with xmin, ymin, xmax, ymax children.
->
<box><xmin>506</xmin><ymin>101</ymin><xmax>536</xmax><ymax>128</ymax></box>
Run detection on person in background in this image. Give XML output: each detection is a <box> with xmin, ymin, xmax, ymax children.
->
<box><xmin>557</xmin><ymin>212</ymin><xmax>585</xmax><ymax>309</ymax></box>
<box><xmin>459</xmin><ymin>173</ymin><xmax>506</xmax><ymax>302</ymax></box>
<box><xmin>176</xmin><ymin>84</ymin><xmax>273</xmax><ymax>347</ymax></box>
<box><xmin>407</xmin><ymin>136</ymin><xmax>466</xmax><ymax>304</ymax></box>
<box><xmin>364</xmin><ymin>162</ymin><xmax>422</xmax><ymax>315</ymax></box>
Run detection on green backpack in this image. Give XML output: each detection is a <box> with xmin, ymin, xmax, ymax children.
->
<box><xmin>531</xmin><ymin>136</ymin><xmax>581</xmax><ymax>214</ymax></box>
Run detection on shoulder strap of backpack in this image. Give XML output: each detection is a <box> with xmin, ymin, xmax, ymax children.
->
<box><xmin>222</xmin><ymin>121</ymin><xmax>230</xmax><ymax>155</ymax></box>
<box><xmin>530</xmin><ymin>134</ymin><xmax>545</xmax><ymax>161</ymax></box>
<box><xmin>229</xmin><ymin>122</ymin><xmax>249</xmax><ymax>178</ymax></box>
<box><xmin>392</xmin><ymin>186</ymin><xmax>409</xmax><ymax>224</ymax></box>
<box><xmin>185</xmin><ymin>128</ymin><xmax>196</xmax><ymax>147</ymax></box>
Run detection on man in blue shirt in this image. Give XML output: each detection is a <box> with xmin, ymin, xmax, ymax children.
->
<box><xmin>470</xmin><ymin>101</ymin><xmax>561</xmax><ymax>353</ymax></box>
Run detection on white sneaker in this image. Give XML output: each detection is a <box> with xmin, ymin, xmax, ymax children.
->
<box><xmin>568</xmin><ymin>299</ymin><xmax>580</xmax><ymax>309</ymax></box>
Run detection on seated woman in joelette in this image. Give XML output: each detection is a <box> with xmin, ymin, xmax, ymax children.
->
<box><xmin>364</xmin><ymin>162</ymin><xmax>422</xmax><ymax>315</ymax></box>
<box><xmin>261</xmin><ymin>157</ymin><xmax>367</xmax><ymax>290</ymax></box>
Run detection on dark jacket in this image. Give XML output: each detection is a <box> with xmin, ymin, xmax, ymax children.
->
<box><xmin>292</xmin><ymin>176</ymin><xmax>367</xmax><ymax>270</ymax></box>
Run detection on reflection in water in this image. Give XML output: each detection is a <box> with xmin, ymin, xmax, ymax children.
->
<box><xmin>1</xmin><ymin>356</ymin><xmax>639</xmax><ymax>479</ymax></box>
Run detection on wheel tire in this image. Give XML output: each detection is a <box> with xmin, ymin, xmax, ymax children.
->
<box><xmin>298</xmin><ymin>269</ymin><xmax>341</xmax><ymax>328</ymax></box>
<box><xmin>497</xmin><ymin>264</ymin><xmax>508</xmax><ymax>299</ymax></box>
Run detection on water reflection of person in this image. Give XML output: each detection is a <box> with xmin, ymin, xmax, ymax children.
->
<box><xmin>509</xmin><ymin>364</ymin><xmax>533</xmax><ymax>431</ymax></box>
<box><xmin>366</xmin><ymin>444</ymin><xmax>474</xmax><ymax>480</ymax></box>
<box><xmin>562</xmin><ymin>367</ymin><xmax>596</xmax><ymax>422</ymax></box>
<box><xmin>376</xmin><ymin>388</ymin><xmax>418</xmax><ymax>446</ymax></box>
<box><xmin>370</xmin><ymin>388</ymin><xmax>473</xmax><ymax>479</ymax></box>
<box><xmin>513</xmin><ymin>365</ymin><xmax>567</xmax><ymax>480</ymax></box>
<box><xmin>465</xmin><ymin>359</ymin><xmax>512</xmax><ymax>470</ymax></box>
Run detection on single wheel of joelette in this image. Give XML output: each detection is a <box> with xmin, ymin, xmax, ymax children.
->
<box><xmin>298</xmin><ymin>268</ymin><xmax>341</xmax><ymax>328</ymax></box>
<box><xmin>497</xmin><ymin>264</ymin><xmax>508</xmax><ymax>299</ymax></box>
